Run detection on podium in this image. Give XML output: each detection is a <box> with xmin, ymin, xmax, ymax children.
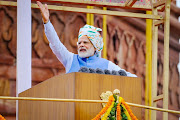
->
<box><xmin>19</xmin><ymin>72</ymin><xmax>142</xmax><ymax>120</ymax></box>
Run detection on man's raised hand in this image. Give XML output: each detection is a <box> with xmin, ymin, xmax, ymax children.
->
<box><xmin>37</xmin><ymin>1</ymin><xmax>49</xmax><ymax>24</ymax></box>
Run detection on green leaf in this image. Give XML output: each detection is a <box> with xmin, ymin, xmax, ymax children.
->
<box><xmin>111</xmin><ymin>116</ymin><xmax>116</xmax><ymax>120</ymax></box>
<box><xmin>108</xmin><ymin>114</ymin><xmax>112</xmax><ymax>118</ymax></box>
<box><xmin>109</xmin><ymin>117</ymin><xmax>113</xmax><ymax>120</ymax></box>
<box><xmin>111</xmin><ymin>108</ymin><xmax>115</xmax><ymax>112</ymax></box>
<box><xmin>120</xmin><ymin>105</ymin><xmax>124</xmax><ymax>112</ymax></box>
<box><xmin>113</xmin><ymin>94</ymin><xmax>117</xmax><ymax>102</ymax></box>
<box><xmin>114</xmin><ymin>102</ymin><xmax>118</xmax><ymax>107</ymax></box>
<box><xmin>110</xmin><ymin>111</ymin><xmax>115</xmax><ymax>116</ymax></box>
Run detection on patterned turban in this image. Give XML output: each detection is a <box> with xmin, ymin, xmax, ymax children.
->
<box><xmin>78</xmin><ymin>24</ymin><xmax>103</xmax><ymax>58</ymax></box>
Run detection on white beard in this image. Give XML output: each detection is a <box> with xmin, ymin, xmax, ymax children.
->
<box><xmin>78</xmin><ymin>46</ymin><xmax>95</xmax><ymax>58</ymax></box>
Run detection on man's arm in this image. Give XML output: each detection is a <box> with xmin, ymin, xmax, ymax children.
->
<box><xmin>44</xmin><ymin>21</ymin><xmax>73</xmax><ymax>73</ymax></box>
<box><xmin>108</xmin><ymin>61</ymin><xmax>137</xmax><ymax>77</ymax></box>
<box><xmin>37</xmin><ymin>1</ymin><xmax>73</xmax><ymax>73</ymax></box>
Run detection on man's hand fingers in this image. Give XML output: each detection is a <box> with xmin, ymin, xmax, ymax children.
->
<box><xmin>37</xmin><ymin>1</ymin><xmax>44</xmax><ymax>10</ymax></box>
<box><xmin>45</xmin><ymin>4</ymin><xmax>48</xmax><ymax>11</ymax></box>
<box><xmin>37</xmin><ymin>1</ymin><xmax>49</xmax><ymax>23</ymax></box>
<box><xmin>37</xmin><ymin>1</ymin><xmax>46</xmax><ymax>15</ymax></box>
<box><xmin>37</xmin><ymin>1</ymin><xmax>42</xmax><ymax>7</ymax></box>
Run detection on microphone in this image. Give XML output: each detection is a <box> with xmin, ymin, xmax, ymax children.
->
<box><xmin>95</xmin><ymin>68</ymin><xmax>104</xmax><ymax>74</ymax></box>
<box><xmin>104</xmin><ymin>69</ymin><xmax>111</xmax><ymax>74</ymax></box>
<box><xmin>112</xmin><ymin>70</ymin><xmax>118</xmax><ymax>75</ymax></box>
<box><xmin>78</xmin><ymin>67</ymin><xmax>127</xmax><ymax>77</ymax></box>
<box><xmin>118</xmin><ymin>70</ymin><xmax>127</xmax><ymax>76</ymax></box>
<box><xmin>89</xmin><ymin>68</ymin><xmax>96</xmax><ymax>73</ymax></box>
<box><xmin>78</xmin><ymin>67</ymin><xmax>90</xmax><ymax>73</ymax></box>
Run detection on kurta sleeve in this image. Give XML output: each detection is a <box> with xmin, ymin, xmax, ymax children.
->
<box><xmin>108</xmin><ymin>61</ymin><xmax>137</xmax><ymax>77</ymax></box>
<box><xmin>44</xmin><ymin>21</ymin><xmax>73</xmax><ymax>73</ymax></box>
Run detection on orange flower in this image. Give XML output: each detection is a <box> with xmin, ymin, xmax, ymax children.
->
<box><xmin>122</xmin><ymin>98</ymin><xmax>138</xmax><ymax>120</ymax></box>
<box><xmin>116</xmin><ymin>103</ymin><xmax>121</xmax><ymax>120</ymax></box>
<box><xmin>0</xmin><ymin>115</ymin><xmax>6</xmax><ymax>120</ymax></box>
<box><xmin>92</xmin><ymin>95</ymin><xmax>114</xmax><ymax>120</ymax></box>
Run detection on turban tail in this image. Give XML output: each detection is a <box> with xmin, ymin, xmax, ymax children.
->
<box><xmin>78</xmin><ymin>24</ymin><xmax>103</xmax><ymax>58</ymax></box>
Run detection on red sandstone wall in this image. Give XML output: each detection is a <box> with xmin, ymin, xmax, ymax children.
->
<box><xmin>0</xmin><ymin>2</ymin><xmax>179</xmax><ymax>120</ymax></box>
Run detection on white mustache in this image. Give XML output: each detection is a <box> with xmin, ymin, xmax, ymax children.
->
<box><xmin>79</xmin><ymin>47</ymin><xmax>87</xmax><ymax>51</ymax></box>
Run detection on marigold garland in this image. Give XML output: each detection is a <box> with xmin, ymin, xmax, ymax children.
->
<box><xmin>92</xmin><ymin>94</ymin><xmax>138</xmax><ymax>120</ymax></box>
<box><xmin>122</xmin><ymin>98</ymin><xmax>138</xmax><ymax>120</ymax></box>
<box><xmin>101</xmin><ymin>101</ymin><xmax>114</xmax><ymax>120</ymax></box>
<box><xmin>0</xmin><ymin>115</ymin><xmax>6</xmax><ymax>120</ymax></box>
<box><xmin>119</xmin><ymin>97</ymin><xmax>122</xmax><ymax>104</ymax></box>
<box><xmin>122</xmin><ymin>104</ymin><xmax>132</xmax><ymax>120</ymax></box>
<box><xmin>91</xmin><ymin>95</ymin><xmax>114</xmax><ymax>120</ymax></box>
<box><xmin>116</xmin><ymin>103</ymin><xmax>121</xmax><ymax>120</ymax></box>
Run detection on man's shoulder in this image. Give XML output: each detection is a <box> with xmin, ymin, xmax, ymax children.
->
<box><xmin>97</xmin><ymin>57</ymin><xmax>111</xmax><ymax>63</ymax></box>
<box><xmin>107</xmin><ymin>61</ymin><xmax>121</xmax><ymax>71</ymax></box>
<box><xmin>98</xmin><ymin>57</ymin><xmax>109</xmax><ymax>61</ymax></box>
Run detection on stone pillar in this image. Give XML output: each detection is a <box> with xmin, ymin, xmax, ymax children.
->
<box><xmin>17</xmin><ymin>0</ymin><xmax>32</xmax><ymax>119</ymax></box>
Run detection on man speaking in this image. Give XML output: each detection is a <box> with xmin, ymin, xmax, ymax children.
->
<box><xmin>37</xmin><ymin>1</ymin><xmax>137</xmax><ymax>77</ymax></box>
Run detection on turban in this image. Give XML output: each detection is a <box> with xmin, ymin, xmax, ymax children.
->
<box><xmin>78</xmin><ymin>24</ymin><xmax>103</xmax><ymax>58</ymax></box>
